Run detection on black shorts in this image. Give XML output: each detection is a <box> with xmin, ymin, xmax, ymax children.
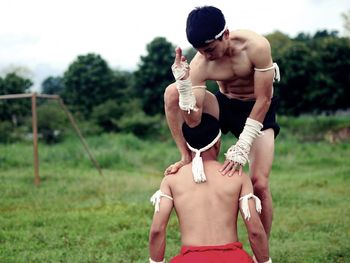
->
<box><xmin>215</xmin><ymin>91</ymin><xmax>280</xmax><ymax>138</ymax></box>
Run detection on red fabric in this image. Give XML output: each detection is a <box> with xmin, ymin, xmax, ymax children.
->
<box><xmin>170</xmin><ymin>242</ymin><xmax>253</xmax><ymax>263</ymax></box>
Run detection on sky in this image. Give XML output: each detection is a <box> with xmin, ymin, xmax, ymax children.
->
<box><xmin>1</xmin><ymin>0</ymin><xmax>349</xmax><ymax>91</ymax></box>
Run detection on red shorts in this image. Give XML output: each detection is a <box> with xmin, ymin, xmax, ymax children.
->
<box><xmin>170</xmin><ymin>242</ymin><xmax>253</xmax><ymax>263</ymax></box>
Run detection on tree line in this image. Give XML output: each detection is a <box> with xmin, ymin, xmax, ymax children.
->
<box><xmin>0</xmin><ymin>30</ymin><xmax>349</xmax><ymax>142</ymax></box>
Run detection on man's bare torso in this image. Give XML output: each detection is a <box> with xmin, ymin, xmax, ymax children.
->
<box><xmin>167</xmin><ymin>160</ymin><xmax>244</xmax><ymax>246</ymax></box>
<box><xmin>190</xmin><ymin>29</ymin><xmax>273</xmax><ymax>100</ymax></box>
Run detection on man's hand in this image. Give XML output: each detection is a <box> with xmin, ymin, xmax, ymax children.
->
<box><xmin>171</xmin><ymin>47</ymin><xmax>189</xmax><ymax>80</ymax></box>
<box><xmin>220</xmin><ymin>160</ymin><xmax>243</xmax><ymax>176</ymax></box>
<box><xmin>164</xmin><ymin>156</ymin><xmax>191</xmax><ymax>176</ymax></box>
<box><xmin>171</xmin><ymin>47</ymin><xmax>197</xmax><ymax>113</ymax></box>
<box><xmin>220</xmin><ymin>118</ymin><xmax>263</xmax><ymax>176</ymax></box>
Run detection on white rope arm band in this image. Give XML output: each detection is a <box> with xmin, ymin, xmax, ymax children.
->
<box><xmin>149</xmin><ymin>258</ymin><xmax>165</xmax><ymax>263</ymax></box>
<box><xmin>150</xmin><ymin>190</ymin><xmax>173</xmax><ymax>213</ymax></box>
<box><xmin>239</xmin><ymin>193</ymin><xmax>262</xmax><ymax>221</ymax></box>
<box><xmin>186</xmin><ymin>130</ymin><xmax>221</xmax><ymax>183</ymax></box>
<box><xmin>253</xmin><ymin>255</ymin><xmax>272</xmax><ymax>263</ymax></box>
<box><xmin>254</xmin><ymin>62</ymin><xmax>280</xmax><ymax>82</ymax></box>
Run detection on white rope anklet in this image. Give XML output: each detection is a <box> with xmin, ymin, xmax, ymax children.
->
<box><xmin>186</xmin><ymin>130</ymin><xmax>221</xmax><ymax>183</ymax></box>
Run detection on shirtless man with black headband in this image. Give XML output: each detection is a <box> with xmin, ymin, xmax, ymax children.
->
<box><xmin>149</xmin><ymin>113</ymin><xmax>271</xmax><ymax>263</ymax></box>
<box><xmin>164</xmin><ymin>5</ymin><xmax>280</xmax><ymax>239</ymax></box>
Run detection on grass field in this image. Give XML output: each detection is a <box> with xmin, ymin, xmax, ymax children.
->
<box><xmin>0</xmin><ymin>115</ymin><xmax>349</xmax><ymax>262</ymax></box>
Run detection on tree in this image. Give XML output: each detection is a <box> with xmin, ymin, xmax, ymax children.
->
<box><xmin>62</xmin><ymin>53</ymin><xmax>117</xmax><ymax>117</ymax></box>
<box><xmin>0</xmin><ymin>73</ymin><xmax>33</xmax><ymax>125</ymax></box>
<box><xmin>133</xmin><ymin>37</ymin><xmax>175</xmax><ymax>115</ymax></box>
<box><xmin>41</xmin><ymin>76</ymin><xmax>64</xmax><ymax>95</ymax></box>
<box><xmin>266</xmin><ymin>31</ymin><xmax>293</xmax><ymax>61</ymax></box>
<box><xmin>274</xmin><ymin>30</ymin><xmax>350</xmax><ymax>115</ymax></box>
<box><xmin>307</xmin><ymin>35</ymin><xmax>350</xmax><ymax>113</ymax></box>
<box><xmin>274</xmin><ymin>42</ymin><xmax>315</xmax><ymax>115</ymax></box>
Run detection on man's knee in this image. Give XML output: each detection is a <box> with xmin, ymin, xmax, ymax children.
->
<box><xmin>164</xmin><ymin>83</ymin><xmax>178</xmax><ymax>109</ymax></box>
<box><xmin>252</xmin><ymin>175</ymin><xmax>270</xmax><ymax>198</ymax></box>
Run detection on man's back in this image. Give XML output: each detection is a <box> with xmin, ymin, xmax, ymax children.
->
<box><xmin>167</xmin><ymin>159</ymin><xmax>247</xmax><ymax>246</ymax></box>
<box><xmin>149</xmin><ymin>112</ymin><xmax>270</xmax><ymax>263</ymax></box>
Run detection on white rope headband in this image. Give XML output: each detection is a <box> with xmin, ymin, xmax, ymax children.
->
<box><xmin>186</xmin><ymin>130</ymin><xmax>221</xmax><ymax>183</ymax></box>
<box><xmin>204</xmin><ymin>25</ymin><xmax>227</xmax><ymax>44</ymax></box>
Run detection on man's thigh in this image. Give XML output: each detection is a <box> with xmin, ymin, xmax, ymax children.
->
<box><xmin>202</xmin><ymin>90</ymin><xmax>219</xmax><ymax>120</ymax></box>
<box><xmin>249</xmin><ymin>128</ymin><xmax>275</xmax><ymax>180</ymax></box>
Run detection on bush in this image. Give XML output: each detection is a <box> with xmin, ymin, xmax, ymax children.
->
<box><xmin>118</xmin><ymin>111</ymin><xmax>163</xmax><ymax>138</ymax></box>
<box><xmin>91</xmin><ymin>100</ymin><xmax>125</xmax><ymax>132</ymax></box>
<box><xmin>277</xmin><ymin>114</ymin><xmax>350</xmax><ymax>142</ymax></box>
<box><xmin>35</xmin><ymin>102</ymin><xmax>69</xmax><ymax>144</ymax></box>
<box><xmin>0</xmin><ymin>121</ymin><xmax>14</xmax><ymax>143</ymax></box>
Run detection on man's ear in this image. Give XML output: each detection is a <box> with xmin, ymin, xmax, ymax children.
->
<box><xmin>223</xmin><ymin>29</ymin><xmax>230</xmax><ymax>39</ymax></box>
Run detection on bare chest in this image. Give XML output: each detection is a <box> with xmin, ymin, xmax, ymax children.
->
<box><xmin>206</xmin><ymin>56</ymin><xmax>255</xmax><ymax>98</ymax></box>
<box><xmin>206</xmin><ymin>50</ymin><xmax>253</xmax><ymax>81</ymax></box>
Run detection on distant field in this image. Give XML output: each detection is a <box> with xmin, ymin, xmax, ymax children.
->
<box><xmin>0</xmin><ymin>115</ymin><xmax>349</xmax><ymax>262</ymax></box>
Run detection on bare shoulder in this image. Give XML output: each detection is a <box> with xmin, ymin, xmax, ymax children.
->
<box><xmin>231</xmin><ymin>29</ymin><xmax>272</xmax><ymax>67</ymax></box>
<box><xmin>163</xmin><ymin>163</ymin><xmax>191</xmax><ymax>184</ymax></box>
<box><xmin>231</xmin><ymin>29</ymin><xmax>269</xmax><ymax>47</ymax></box>
<box><xmin>189</xmin><ymin>52</ymin><xmax>208</xmax><ymax>83</ymax></box>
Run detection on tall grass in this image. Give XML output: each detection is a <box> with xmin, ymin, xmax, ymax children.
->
<box><xmin>0</xmin><ymin>115</ymin><xmax>349</xmax><ymax>262</ymax></box>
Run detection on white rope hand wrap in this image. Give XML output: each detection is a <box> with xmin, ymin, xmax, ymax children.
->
<box><xmin>255</xmin><ymin>62</ymin><xmax>280</xmax><ymax>82</ymax></box>
<box><xmin>186</xmin><ymin>130</ymin><xmax>221</xmax><ymax>183</ymax></box>
<box><xmin>239</xmin><ymin>193</ymin><xmax>262</xmax><ymax>221</ymax></box>
<box><xmin>225</xmin><ymin>118</ymin><xmax>263</xmax><ymax>166</ymax></box>
<box><xmin>149</xmin><ymin>258</ymin><xmax>165</xmax><ymax>263</ymax></box>
<box><xmin>150</xmin><ymin>190</ymin><xmax>173</xmax><ymax>213</ymax></box>
<box><xmin>171</xmin><ymin>61</ymin><xmax>197</xmax><ymax>114</ymax></box>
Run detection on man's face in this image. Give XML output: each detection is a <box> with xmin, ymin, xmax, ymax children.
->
<box><xmin>197</xmin><ymin>40</ymin><xmax>224</xmax><ymax>61</ymax></box>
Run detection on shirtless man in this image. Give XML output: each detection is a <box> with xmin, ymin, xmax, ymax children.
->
<box><xmin>164</xmin><ymin>5</ymin><xmax>280</xmax><ymax>238</ymax></box>
<box><xmin>149</xmin><ymin>113</ymin><xmax>271</xmax><ymax>263</ymax></box>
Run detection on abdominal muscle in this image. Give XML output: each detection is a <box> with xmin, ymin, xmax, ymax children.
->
<box><xmin>218</xmin><ymin>79</ymin><xmax>256</xmax><ymax>101</ymax></box>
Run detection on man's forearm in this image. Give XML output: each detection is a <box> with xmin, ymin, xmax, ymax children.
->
<box><xmin>149</xmin><ymin>231</ymin><xmax>166</xmax><ymax>262</ymax></box>
<box><xmin>249</xmin><ymin>232</ymin><xmax>270</xmax><ymax>263</ymax></box>
<box><xmin>249</xmin><ymin>97</ymin><xmax>271</xmax><ymax>123</ymax></box>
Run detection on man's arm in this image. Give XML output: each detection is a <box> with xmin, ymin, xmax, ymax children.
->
<box><xmin>222</xmin><ymin>37</ymin><xmax>275</xmax><ymax>175</ymax></box>
<box><xmin>149</xmin><ymin>178</ymin><xmax>174</xmax><ymax>262</ymax></box>
<box><xmin>249</xmin><ymin>37</ymin><xmax>274</xmax><ymax>122</ymax></box>
<box><xmin>172</xmin><ymin>47</ymin><xmax>207</xmax><ymax>128</ymax></box>
<box><xmin>239</xmin><ymin>174</ymin><xmax>270</xmax><ymax>263</ymax></box>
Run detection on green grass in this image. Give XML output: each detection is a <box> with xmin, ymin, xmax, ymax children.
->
<box><xmin>0</xmin><ymin>115</ymin><xmax>350</xmax><ymax>262</ymax></box>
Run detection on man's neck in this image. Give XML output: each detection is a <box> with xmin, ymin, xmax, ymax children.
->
<box><xmin>192</xmin><ymin>150</ymin><xmax>218</xmax><ymax>162</ymax></box>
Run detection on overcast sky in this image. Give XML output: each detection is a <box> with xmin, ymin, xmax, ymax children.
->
<box><xmin>1</xmin><ymin>0</ymin><xmax>349</xmax><ymax>90</ymax></box>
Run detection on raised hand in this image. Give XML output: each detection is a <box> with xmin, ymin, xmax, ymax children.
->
<box><xmin>171</xmin><ymin>47</ymin><xmax>189</xmax><ymax>80</ymax></box>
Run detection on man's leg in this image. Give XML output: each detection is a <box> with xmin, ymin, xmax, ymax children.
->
<box><xmin>164</xmin><ymin>83</ymin><xmax>191</xmax><ymax>175</ymax></box>
<box><xmin>248</xmin><ymin>128</ymin><xmax>275</xmax><ymax>238</ymax></box>
<box><xmin>164</xmin><ymin>83</ymin><xmax>219</xmax><ymax>175</ymax></box>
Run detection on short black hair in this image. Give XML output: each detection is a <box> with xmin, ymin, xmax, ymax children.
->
<box><xmin>182</xmin><ymin>113</ymin><xmax>220</xmax><ymax>149</ymax></box>
<box><xmin>186</xmin><ymin>6</ymin><xmax>226</xmax><ymax>48</ymax></box>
